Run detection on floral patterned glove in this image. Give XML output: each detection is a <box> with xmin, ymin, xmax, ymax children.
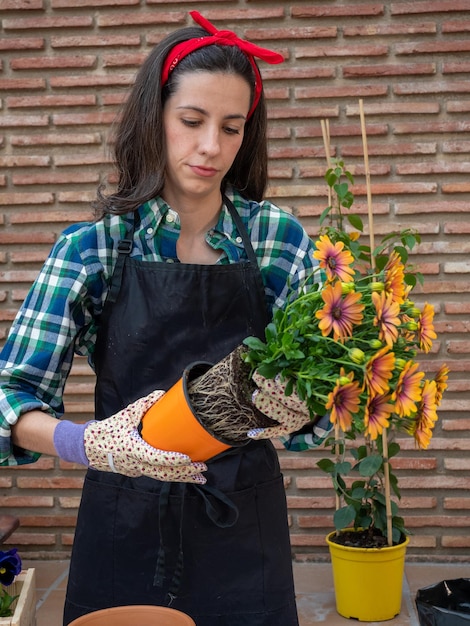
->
<box><xmin>248</xmin><ymin>372</ymin><xmax>312</xmax><ymax>440</ymax></box>
<box><xmin>83</xmin><ymin>390</ymin><xmax>207</xmax><ymax>483</ymax></box>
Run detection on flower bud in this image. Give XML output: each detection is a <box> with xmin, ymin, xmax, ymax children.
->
<box><xmin>341</xmin><ymin>282</ymin><xmax>355</xmax><ymax>294</ymax></box>
<box><xmin>407</xmin><ymin>307</ymin><xmax>421</xmax><ymax>318</ymax></box>
<box><xmin>370</xmin><ymin>281</ymin><xmax>385</xmax><ymax>292</ymax></box>
<box><xmin>369</xmin><ymin>339</ymin><xmax>383</xmax><ymax>349</ymax></box>
<box><xmin>395</xmin><ymin>358</ymin><xmax>407</xmax><ymax>370</ymax></box>
<box><xmin>338</xmin><ymin>376</ymin><xmax>352</xmax><ymax>386</ymax></box>
<box><xmin>406</xmin><ymin>321</ymin><xmax>419</xmax><ymax>331</ymax></box>
<box><xmin>349</xmin><ymin>348</ymin><xmax>366</xmax><ymax>364</ymax></box>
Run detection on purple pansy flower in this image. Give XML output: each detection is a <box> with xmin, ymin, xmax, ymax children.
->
<box><xmin>0</xmin><ymin>549</ymin><xmax>22</xmax><ymax>586</ymax></box>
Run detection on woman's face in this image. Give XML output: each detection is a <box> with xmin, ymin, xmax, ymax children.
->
<box><xmin>162</xmin><ymin>71</ymin><xmax>251</xmax><ymax>206</ymax></box>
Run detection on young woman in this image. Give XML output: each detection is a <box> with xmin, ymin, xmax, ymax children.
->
<box><xmin>0</xmin><ymin>12</ymin><xmax>329</xmax><ymax>625</ymax></box>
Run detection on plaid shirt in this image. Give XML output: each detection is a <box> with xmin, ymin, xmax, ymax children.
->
<box><xmin>0</xmin><ymin>187</ymin><xmax>330</xmax><ymax>465</ymax></box>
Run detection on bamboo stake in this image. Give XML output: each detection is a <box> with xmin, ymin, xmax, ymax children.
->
<box><xmin>321</xmin><ymin>119</ymin><xmax>341</xmax><ymax>518</ymax></box>
<box><xmin>359</xmin><ymin>99</ymin><xmax>393</xmax><ymax>547</ymax></box>
<box><xmin>321</xmin><ymin>119</ymin><xmax>333</xmax><ymax>210</ymax></box>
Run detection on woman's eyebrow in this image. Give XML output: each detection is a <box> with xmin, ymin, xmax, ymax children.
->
<box><xmin>176</xmin><ymin>105</ymin><xmax>247</xmax><ymax>120</ymax></box>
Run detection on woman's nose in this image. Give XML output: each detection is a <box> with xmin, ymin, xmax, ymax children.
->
<box><xmin>199</xmin><ymin>129</ymin><xmax>221</xmax><ymax>156</ymax></box>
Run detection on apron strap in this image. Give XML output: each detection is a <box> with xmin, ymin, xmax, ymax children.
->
<box><xmin>223</xmin><ymin>195</ymin><xmax>259</xmax><ymax>267</ymax></box>
<box><xmin>106</xmin><ymin>222</ymin><xmax>135</xmax><ymax>305</ymax></box>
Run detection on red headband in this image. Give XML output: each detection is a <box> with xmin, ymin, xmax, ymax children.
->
<box><xmin>161</xmin><ymin>11</ymin><xmax>284</xmax><ymax>119</ymax></box>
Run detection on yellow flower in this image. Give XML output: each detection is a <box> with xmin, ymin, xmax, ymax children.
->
<box><xmin>392</xmin><ymin>361</ymin><xmax>424</xmax><ymax>417</ymax></box>
<box><xmin>372</xmin><ymin>290</ymin><xmax>401</xmax><ymax>348</ymax></box>
<box><xmin>383</xmin><ymin>251</ymin><xmax>406</xmax><ymax>305</ymax></box>
<box><xmin>412</xmin><ymin>380</ymin><xmax>438</xmax><ymax>449</ymax></box>
<box><xmin>364</xmin><ymin>392</ymin><xmax>394</xmax><ymax>440</ymax></box>
<box><xmin>364</xmin><ymin>346</ymin><xmax>395</xmax><ymax>395</ymax></box>
<box><xmin>316</xmin><ymin>281</ymin><xmax>365</xmax><ymax>341</ymax></box>
<box><xmin>326</xmin><ymin>369</ymin><xmax>362</xmax><ymax>432</ymax></box>
<box><xmin>434</xmin><ymin>364</ymin><xmax>449</xmax><ymax>407</ymax></box>
<box><xmin>418</xmin><ymin>303</ymin><xmax>437</xmax><ymax>353</ymax></box>
<box><xmin>313</xmin><ymin>235</ymin><xmax>355</xmax><ymax>282</ymax></box>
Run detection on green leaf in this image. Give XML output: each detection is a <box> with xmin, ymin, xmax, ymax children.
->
<box><xmin>347</xmin><ymin>214</ymin><xmax>363</xmax><ymax>231</ymax></box>
<box><xmin>255</xmin><ymin>363</ymin><xmax>279</xmax><ymax>379</ymax></box>
<box><xmin>334</xmin><ymin>505</ymin><xmax>356</xmax><ymax>530</ymax></box>
<box><xmin>358</xmin><ymin>454</ymin><xmax>383</xmax><ymax>477</ymax></box>
<box><xmin>317</xmin><ymin>458</ymin><xmax>335</xmax><ymax>473</ymax></box>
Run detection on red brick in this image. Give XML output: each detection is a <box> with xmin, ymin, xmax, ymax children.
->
<box><xmin>0</xmin><ymin>0</ymin><xmax>43</xmax><ymax>9</ymax></box>
<box><xmin>51</xmin><ymin>34</ymin><xmax>141</xmax><ymax>48</ymax></box>
<box><xmin>11</xmin><ymin>54</ymin><xmax>97</xmax><ymax>71</ymax></box>
<box><xmin>391</xmin><ymin>1</ymin><xmax>470</xmax><ymax>14</ymax></box>
<box><xmin>344</xmin><ymin>23</ymin><xmax>437</xmax><ymax>37</ymax></box>
<box><xmin>295</xmin><ymin>43</ymin><xmax>388</xmax><ymax>59</ymax></box>
<box><xmin>11</xmin><ymin>133</ymin><xmax>101</xmax><ymax>146</ymax></box>
<box><xmin>3</xmin><ymin>16</ymin><xmax>92</xmax><ymax>30</ymax></box>
<box><xmin>344</xmin><ymin>63</ymin><xmax>436</xmax><ymax>78</ymax></box>
<box><xmin>0</xmin><ymin>38</ymin><xmax>44</xmax><ymax>51</ymax></box>
<box><xmin>443</xmin><ymin>19</ymin><xmax>470</xmax><ymax>33</ymax></box>
<box><xmin>292</xmin><ymin>4</ymin><xmax>384</xmax><ymax>18</ymax></box>
<box><xmin>396</xmin><ymin>40</ymin><xmax>470</xmax><ymax>55</ymax></box>
<box><xmin>7</xmin><ymin>94</ymin><xmax>97</xmax><ymax>108</ymax></box>
<box><xmin>0</xmin><ymin>78</ymin><xmax>45</xmax><ymax>90</ymax></box>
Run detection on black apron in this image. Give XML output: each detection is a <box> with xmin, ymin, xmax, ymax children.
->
<box><xmin>63</xmin><ymin>199</ymin><xmax>299</xmax><ymax>626</ymax></box>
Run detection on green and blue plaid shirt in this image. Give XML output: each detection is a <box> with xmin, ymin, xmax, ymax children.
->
<box><xmin>0</xmin><ymin>187</ymin><xmax>330</xmax><ymax>465</ymax></box>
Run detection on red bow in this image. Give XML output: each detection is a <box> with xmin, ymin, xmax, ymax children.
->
<box><xmin>161</xmin><ymin>11</ymin><xmax>284</xmax><ymax>119</ymax></box>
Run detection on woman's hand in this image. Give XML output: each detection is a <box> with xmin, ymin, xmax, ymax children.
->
<box><xmin>247</xmin><ymin>372</ymin><xmax>312</xmax><ymax>439</ymax></box>
<box><xmin>55</xmin><ymin>390</ymin><xmax>207</xmax><ymax>483</ymax></box>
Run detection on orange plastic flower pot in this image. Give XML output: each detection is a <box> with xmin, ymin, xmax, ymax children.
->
<box><xmin>68</xmin><ymin>605</ymin><xmax>195</xmax><ymax>625</ymax></box>
<box><xmin>140</xmin><ymin>362</ymin><xmax>233</xmax><ymax>462</ymax></box>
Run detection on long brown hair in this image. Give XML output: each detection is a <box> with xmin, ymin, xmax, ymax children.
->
<box><xmin>94</xmin><ymin>26</ymin><xmax>269</xmax><ymax>218</ymax></box>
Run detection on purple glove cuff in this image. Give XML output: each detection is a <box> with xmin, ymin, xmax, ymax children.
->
<box><xmin>53</xmin><ymin>420</ymin><xmax>93</xmax><ymax>466</ymax></box>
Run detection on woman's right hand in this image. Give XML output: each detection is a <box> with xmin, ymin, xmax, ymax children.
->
<box><xmin>54</xmin><ymin>390</ymin><xmax>207</xmax><ymax>484</ymax></box>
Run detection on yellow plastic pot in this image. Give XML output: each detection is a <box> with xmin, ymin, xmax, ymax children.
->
<box><xmin>68</xmin><ymin>605</ymin><xmax>195</xmax><ymax>625</ymax></box>
<box><xmin>140</xmin><ymin>362</ymin><xmax>233</xmax><ymax>462</ymax></box>
<box><xmin>326</xmin><ymin>530</ymin><xmax>410</xmax><ymax>622</ymax></box>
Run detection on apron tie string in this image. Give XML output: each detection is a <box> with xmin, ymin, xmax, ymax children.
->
<box><xmin>153</xmin><ymin>482</ymin><xmax>239</xmax><ymax>602</ymax></box>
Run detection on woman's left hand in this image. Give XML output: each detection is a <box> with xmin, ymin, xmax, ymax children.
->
<box><xmin>247</xmin><ymin>372</ymin><xmax>312</xmax><ymax>439</ymax></box>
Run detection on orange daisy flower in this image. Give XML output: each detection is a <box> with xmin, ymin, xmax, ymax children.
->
<box><xmin>364</xmin><ymin>346</ymin><xmax>395</xmax><ymax>395</ymax></box>
<box><xmin>383</xmin><ymin>250</ymin><xmax>406</xmax><ymax>305</ymax></box>
<box><xmin>313</xmin><ymin>235</ymin><xmax>355</xmax><ymax>283</ymax></box>
<box><xmin>326</xmin><ymin>370</ymin><xmax>362</xmax><ymax>432</ymax></box>
<box><xmin>316</xmin><ymin>281</ymin><xmax>365</xmax><ymax>341</ymax></box>
<box><xmin>364</xmin><ymin>392</ymin><xmax>394</xmax><ymax>440</ymax></box>
<box><xmin>372</xmin><ymin>290</ymin><xmax>401</xmax><ymax>348</ymax></box>
<box><xmin>418</xmin><ymin>303</ymin><xmax>437</xmax><ymax>353</ymax></box>
<box><xmin>434</xmin><ymin>364</ymin><xmax>449</xmax><ymax>407</ymax></box>
<box><xmin>411</xmin><ymin>380</ymin><xmax>438</xmax><ymax>449</ymax></box>
<box><xmin>392</xmin><ymin>360</ymin><xmax>424</xmax><ymax>417</ymax></box>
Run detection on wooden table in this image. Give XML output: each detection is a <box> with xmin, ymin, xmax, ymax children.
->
<box><xmin>0</xmin><ymin>514</ymin><xmax>20</xmax><ymax>545</ymax></box>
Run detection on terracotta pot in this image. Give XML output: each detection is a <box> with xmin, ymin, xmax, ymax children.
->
<box><xmin>326</xmin><ymin>530</ymin><xmax>410</xmax><ymax>622</ymax></box>
<box><xmin>140</xmin><ymin>362</ymin><xmax>233</xmax><ymax>462</ymax></box>
<box><xmin>68</xmin><ymin>605</ymin><xmax>195</xmax><ymax>625</ymax></box>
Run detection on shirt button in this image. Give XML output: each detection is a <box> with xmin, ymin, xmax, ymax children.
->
<box><xmin>166</xmin><ymin>213</ymin><xmax>175</xmax><ymax>223</ymax></box>
<box><xmin>166</xmin><ymin>258</ymin><xmax>175</xmax><ymax>263</ymax></box>
<box><xmin>235</xmin><ymin>236</ymin><xmax>243</xmax><ymax>244</ymax></box>
<box><xmin>146</xmin><ymin>227</ymin><xmax>153</xmax><ymax>235</ymax></box>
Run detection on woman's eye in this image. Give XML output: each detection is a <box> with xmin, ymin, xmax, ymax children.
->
<box><xmin>224</xmin><ymin>126</ymin><xmax>241</xmax><ymax>135</ymax></box>
<box><xmin>182</xmin><ymin>119</ymin><xmax>201</xmax><ymax>127</ymax></box>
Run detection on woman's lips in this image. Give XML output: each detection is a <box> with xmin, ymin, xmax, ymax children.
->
<box><xmin>190</xmin><ymin>164</ymin><xmax>218</xmax><ymax>177</ymax></box>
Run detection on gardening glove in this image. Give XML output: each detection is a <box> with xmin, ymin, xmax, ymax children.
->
<box><xmin>53</xmin><ymin>390</ymin><xmax>207</xmax><ymax>484</ymax></box>
<box><xmin>247</xmin><ymin>372</ymin><xmax>312</xmax><ymax>440</ymax></box>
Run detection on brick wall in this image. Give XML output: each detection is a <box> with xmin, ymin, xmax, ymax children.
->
<box><xmin>0</xmin><ymin>0</ymin><xmax>469</xmax><ymax>561</ymax></box>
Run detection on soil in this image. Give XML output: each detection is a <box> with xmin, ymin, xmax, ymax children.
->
<box><xmin>329</xmin><ymin>528</ymin><xmax>397</xmax><ymax>549</ymax></box>
<box><xmin>187</xmin><ymin>344</ymin><xmax>278</xmax><ymax>446</ymax></box>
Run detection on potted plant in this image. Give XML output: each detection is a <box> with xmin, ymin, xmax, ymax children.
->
<box><xmin>0</xmin><ymin>548</ymin><xmax>36</xmax><ymax>626</ymax></box>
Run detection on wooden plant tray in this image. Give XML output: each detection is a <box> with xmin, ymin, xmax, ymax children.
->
<box><xmin>0</xmin><ymin>569</ymin><xmax>36</xmax><ymax>626</ymax></box>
